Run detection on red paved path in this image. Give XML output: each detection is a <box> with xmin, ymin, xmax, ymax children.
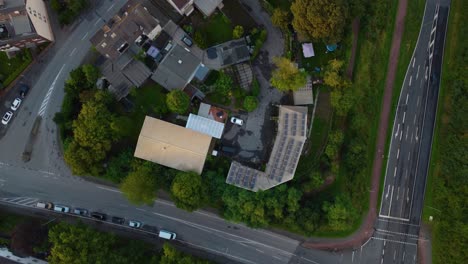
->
<box><xmin>303</xmin><ymin>0</ymin><xmax>409</xmax><ymax>250</ymax></box>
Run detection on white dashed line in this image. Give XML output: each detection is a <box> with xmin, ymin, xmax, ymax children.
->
<box><xmin>403</xmin><ymin>112</ymin><xmax>406</xmax><ymax>123</ymax></box>
<box><xmin>416</xmin><ymin>65</ymin><xmax>420</xmax><ymax>79</ymax></box>
<box><xmin>397</xmin><ymin>148</ymin><xmax>400</xmax><ymax>159</ymax></box>
<box><xmin>106</xmin><ymin>3</ymin><xmax>115</xmax><ymax>12</ymax></box>
<box><xmin>409</xmin><ymin>76</ymin><xmax>413</xmax><ymax>86</ymax></box>
<box><xmin>405</xmin><ymin>93</ymin><xmax>409</xmax><ymax>104</ymax></box>
<box><xmin>81</xmin><ymin>32</ymin><xmax>89</xmax><ymax>40</ymax></box>
<box><xmin>69</xmin><ymin>48</ymin><xmax>77</xmax><ymax>57</ymax></box>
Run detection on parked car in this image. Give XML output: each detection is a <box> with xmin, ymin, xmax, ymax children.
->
<box><xmin>36</xmin><ymin>202</ymin><xmax>53</xmax><ymax>210</ymax></box>
<box><xmin>111</xmin><ymin>216</ymin><xmax>125</xmax><ymax>225</ymax></box>
<box><xmin>10</xmin><ymin>98</ymin><xmax>21</xmax><ymax>111</ymax></box>
<box><xmin>230</xmin><ymin>117</ymin><xmax>244</xmax><ymax>126</ymax></box>
<box><xmin>19</xmin><ymin>84</ymin><xmax>29</xmax><ymax>98</ymax></box>
<box><xmin>2</xmin><ymin>111</ymin><xmax>13</xmax><ymax>125</ymax></box>
<box><xmin>220</xmin><ymin>145</ymin><xmax>236</xmax><ymax>155</ymax></box>
<box><xmin>158</xmin><ymin>230</ymin><xmax>176</xmax><ymax>240</ymax></box>
<box><xmin>181</xmin><ymin>35</ymin><xmax>193</xmax><ymax>47</ymax></box>
<box><xmin>90</xmin><ymin>212</ymin><xmax>107</xmax><ymax>220</ymax></box>
<box><xmin>128</xmin><ymin>220</ymin><xmax>142</xmax><ymax>228</ymax></box>
<box><xmin>53</xmin><ymin>205</ymin><xmax>70</xmax><ymax>213</ymax></box>
<box><xmin>73</xmin><ymin>208</ymin><xmax>88</xmax><ymax>216</ymax></box>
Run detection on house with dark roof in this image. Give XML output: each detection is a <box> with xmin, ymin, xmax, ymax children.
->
<box><xmin>166</xmin><ymin>0</ymin><xmax>194</xmax><ymax>16</ymax></box>
<box><xmin>166</xmin><ymin>0</ymin><xmax>223</xmax><ymax>17</ymax></box>
<box><xmin>0</xmin><ymin>0</ymin><xmax>53</xmax><ymax>54</ymax></box>
<box><xmin>204</xmin><ymin>38</ymin><xmax>250</xmax><ymax>70</ymax></box>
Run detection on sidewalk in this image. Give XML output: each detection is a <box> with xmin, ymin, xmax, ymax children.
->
<box><xmin>303</xmin><ymin>0</ymin><xmax>409</xmax><ymax>250</ymax></box>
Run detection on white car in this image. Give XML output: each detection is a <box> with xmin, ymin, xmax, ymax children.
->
<box><xmin>159</xmin><ymin>230</ymin><xmax>176</xmax><ymax>240</ymax></box>
<box><xmin>128</xmin><ymin>220</ymin><xmax>142</xmax><ymax>228</ymax></box>
<box><xmin>230</xmin><ymin>117</ymin><xmax>244</xmax><ymax>126</ymax></box>
<box><xmin>11</xmin><ymin>98</ymin><xmax>21</xmax><ymax>111</ymax></box>
<box><xmin>53</xmin><ymin>205</ymin><xmax>70</xmax><ymax>213</ymax></box>
<box><xmin>1</xmin><ymin>111</ymin><xmax>13</xmax><ymax>125</ymax></box>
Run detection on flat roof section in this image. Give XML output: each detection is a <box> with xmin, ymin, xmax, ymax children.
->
<box><xmin>186</xmin><ymin>113</ymin><xmax>225</xmax><ymax>139</ymax></box>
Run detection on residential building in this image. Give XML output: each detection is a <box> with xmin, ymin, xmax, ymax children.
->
<box><xmin>226</xmin><ymin>106</ymin><xmax>308</xmax><ymax>191</ymax></box>
<box><xmin>194</xmin><ymin>0</ymin><xmax>223</xmax><ymax>17</ymax></box>
<box><xmin>186</xmin><ymin>113</ymin><xmax>225</xmax><ymax>139</ymax></box>
<box><xmin>0</xmin><ymin>0</ymin><xmax>53</xmax><ymax>53</ymax></box>
<box><xmin>134</xmin><ymin>116</ymin><xmax>212</xmax><ymax>174</ymax></box>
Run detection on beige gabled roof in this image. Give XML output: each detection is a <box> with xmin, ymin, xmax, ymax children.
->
<box><xmin>134</xmin><ymin>116</ymin><xmax>212</xmax><ymax>174</ymax></box>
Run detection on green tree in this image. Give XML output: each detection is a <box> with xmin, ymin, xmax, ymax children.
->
<box><xmin>271</xmin><ymin>8</ymin><xmax>289</xmax><ymax>30</ymax></box>
<box><xmin>82</xmin><ymin>64</ymin><xmax>100</xmax><ymax>86</ymax></box>
<box><xmin>324</xmin><ymin>59</ymin><xmax>349</xmax><ymax>88</ymax></box>
<box><xmin>302</xmin><ymin>171</ymin><xmax>325</xmax><ymax>192</ymax></box>
<box><xmin>193</xmin><ymin>31</ymin><xmax>207</xmax><ymax>49</ymax></box>
<box><xmin>166</xmin><ymin>90</ymin><xmax>190</xmax><ymax>114</ymax></box>
<box><xmin>214</xmin><ymin>72</ymin><xmax>233</xmax><ymax>97</ymax></box>
<box><xmin>121</xmin><ymin>162</ymin><xmax>158</xmax><ymax>206</ymax></box>
<box><xmin>160</xmin><ymin>243</ymin><xmax>212</xmax><ymax>264</ymax></box>
<box><xmin>243</xmin><ymin>96</ymin><xmax>258</xmax><ymax>112</ymax></box>
<box><xmin>291</xmin><ymin>0</ymin><xmax>348</xmax><ymax>42</ymax></box>
<box><xmin>325</xmin><ymin>130</ymin><xmax>344</xmax><ymax>159</ymax></box>
<box><xmin>232</xmin><ymin>25</ymin><xmax>244</xmax><ymax>39</ymax></box>
<box><xmin>171</xmin><ymin>171</ymin><xmax>204</xmax><ymax>211</ymax></box>
<box><xmin>330</xmin><ymin>88</ymin><xmax>355</xmax><ymax>116</ymax></box>
<box><xmin>322</xmin><ymin>195</ymin><xmax>357</xmax><ymax>231</ymax></box>
<box><xmin>270</xmin><ymin>57</ymin><xmax>307</xmax><ymax>92</ymax></box>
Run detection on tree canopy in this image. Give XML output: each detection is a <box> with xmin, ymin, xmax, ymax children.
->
<box><xmin>121</xmin><ymin>162</ymin><xmax>158</xmax><ymax>206</ymax></box>
<box><xmin>271</xmin><ymin>8</ymin><xmax>289</xmax><ymax>30</ymax></box>
<box><xmin>233</xmin><ymin>25</ymin><xmax>244</xmax><ymax>39</ymax></box>
<box><xmin>166</xmin><ymin>90</ymin><xmax>190</xmax><ymax>114</ymax></box>
<box><xmin>214</xmin><ymin>72</ymin><xmax>233</xmax><ymax>97</ymax></box>
<box><xmin>171</xmin><ymin>171</ymin><xmax>205</xmax><ymax>211</ymax></box>
<box><xmin>243</xmin><ymin>96</ymin><xmax>259</xmax><ymax>112</ymax></box>
<box><xmin>270</xmin><ymin>57</ymin><xmax>307</xmax><ymax>92</ymax></box>
<box><xmin>160</xmin><ymin>243</ymin><xmax>212</xmax><ymax>264</ymax></box>
<box><xmin>291</xmin><ymin>0</ymin><xmax>348</xmax><ymax>43</ymax></box>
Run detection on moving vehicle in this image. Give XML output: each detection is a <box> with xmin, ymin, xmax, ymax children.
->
<box><xmin>158</xmin><ymin>230</ymin><xmax>176</xmax><ymax>240</ymax></box>
<box><xmin>53</xmin><ymin>205</ymin><xmax>70</xmax><ymax>213</ymax></box>
<box><xmin>90</xmin><ymin>212</ymin><xmax>107</xmax><ymax>220</ymax></box>
<box><xmin>73</xmin><ymin>208</ymin><xmax>88</xmax><ymax>216</ymax></box>
<box><xmin>230</xmin><ymin>117</ymin><xmax>244</xmax><ymax>126</ymax></box>
<box><xmin>128</xmin><ymin>220</ymin><xmax>142</xmax><ymax>228</ymax></box>
<box><xmin>36</xmin><ymin>202</ymin><xmax>53</xmax><ymax>210</ymax></box>
<box><xmin>111</xmin><ymin>216</ymin><xmax>125</xmax><ymax>225</ymax></box>
<box><xmin>19</xmin><ymin>84</ymin><xmax>29</xmax><ymax>98</ymax></box>
<box><xmin>2</xmin><ymin>111</ymin><xmax>13</xmax><ymax>125</ymax></box>
<box><xmin>11</xmin><ymin>98</ymin><xmax>21</xmax><ymax>111</ymax></box>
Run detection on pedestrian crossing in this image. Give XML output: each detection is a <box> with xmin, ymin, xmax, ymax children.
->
<box><xmin>0</xmin><ymin>196</ymin><xmax>39</xmax><ymax>207</ymax></box>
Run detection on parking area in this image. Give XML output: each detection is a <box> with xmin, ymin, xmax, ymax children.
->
<box><xmin>220</xmin><ymin>69</ymin><xmax>287</xmax><ymax>167</ymax></box>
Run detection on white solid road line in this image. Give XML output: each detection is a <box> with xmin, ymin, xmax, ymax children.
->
<box><xmin>97</xmin><ymin>186</ymin><xmax>122</xmax><ymax>193</ymax></box>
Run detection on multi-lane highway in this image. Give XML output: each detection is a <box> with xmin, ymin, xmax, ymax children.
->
<box><xmin>357</xmin><ymin>0</ymin><xmax>450</xmax><ymax>263</ymax></box>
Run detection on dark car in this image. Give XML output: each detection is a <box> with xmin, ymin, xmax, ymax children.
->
<box><xmin>19</xmin><ymin>84</ymin><xmax>29</xmax><ymax>98</ymax></box>
<box><xmin>111</xmin><ymin>216</ymin><xmax>125</xmax><ymax>225</ymax></box>
<box><xmin>90</xmin><ymin>212</ymin><xmax>107</xmax><ymax>221</ymax></box>
<box><xmin>181</xmin><ymin>36</ymin><xmax>193</xmax><ymax>47</ymax></box>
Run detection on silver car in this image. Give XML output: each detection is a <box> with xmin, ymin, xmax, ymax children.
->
<box><xmin>230</xmin><ymin>117</ymin><xmax>244</xmax><ymax>126</ymax></box>
<box><xmin>128</xmin><ymin>220</ymin><xmax>142</xmax><ymax>228</ymax></box>
<box><xmin>11</xmin><ymin>98</ymin><xmax>22</xmax><ymax>111</ymax></box>
<box><xmin>1</xmin><ymin>111</ymin><xmax>13</xmax><ymax>125</ymax></box>
<box><xmin>54</xmin><ymin>205</ymin><xmax>70</xmax><ymax>213</ymax></box>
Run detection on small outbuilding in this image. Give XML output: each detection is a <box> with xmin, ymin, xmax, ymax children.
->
<box><xmin>302</xmin><ymin>43</ymin><xmax>315</xmax><ymax>58</ymax></box>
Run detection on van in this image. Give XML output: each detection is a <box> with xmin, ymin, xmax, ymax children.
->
<box><xmin>36</xmin><ymin>202</ymin><xmax>53</xmax><ymax>210</ymax></box>
<box><xmin>158</xmin><ymin>230</ymin><xmax>176</xmax><ymax>240</ymax></box>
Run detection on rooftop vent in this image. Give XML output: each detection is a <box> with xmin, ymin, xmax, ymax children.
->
<box><xmin>178</xmin><ymin>60</ymin><xmax>182</xmax><ymax>64</ymax></box>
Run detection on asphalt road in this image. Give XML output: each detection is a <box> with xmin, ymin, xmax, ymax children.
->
<box><xmin>357</xmin><ymin>0</ymin><xmax>450</xmax><ymax>263</ymax></box>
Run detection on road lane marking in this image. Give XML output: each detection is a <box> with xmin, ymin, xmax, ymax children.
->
<box><xmin>411</xmin><ymin>132</ymin><xmax>414</xmax><ymax>143</ymax></box>
<box><xmin>397</xmin><ymin>148</ymin><xmax>400</xmax><ymax>159</ymax></box>
<box><xmin>417</xmin><ymin>96</ymin><xmax>421</xmax><ymax>106</ymax></box>
<box><xmin>388</xmin><ymin>186</ymin><xmax>395</xmax><ymax>215</ymax></box>
<box><xmin>38</xmin><ymin>64</ymin><xmax>65</xmax><ymax>116</ymax></box>
<box><xmin>394</xmin><ymin>167</ymin><xmax>397</xmax><ymax>178</ymax></box>
<box><xmin>81</xmin><ymin>32</ymin><xmax>89</xmax><ymax>40</ymax></box>
<box><xmin>409</xmin><ymin>76</ymin><xmax>412</xmax><ymax>86</ymax></box>
<box><xmin>400</xmin><ymin>132</ymin><xmax>403</xmax><ymax>141</ymax></box>
<box><xmin>413</xmin><ymin>115</ymin><xmax>417</xmax><ymax>124</ymax></box>
<box><xmin>416</xmin><ymin>65</ymin><xmax>420</xmax><ymax>79</ymax></box>
<box><xmin>97</xmin><ymin>186</ymin><xmax>122</xmax><ymax>193</ymax></box>
<box><xmin>382</xmin><ymin>249</ymin><xmax>385</xmax><ymax>256</ymax></box>
<box><xmin>405</xmin><ymin>126</ymin><xmax>409</xmax><ymax>140</ymax></box>
<box><xmin>429</xmin><ymin>39</ymin><xmax>435</xmax><ymax>48</ymax></box>
<box><xmin>429</xmin><ymin>52</ymin><xmax>433</xmax><ymax>60</ymax></box>
<box><xmin>396</xmin><ymin>187</ymin><xmax>400</xmax><ymax>200</ymax></box>
<box><xmin>425</xmin><ymin>66</ymin><xmax>428</xmax><ymax>80</ymax></box>
<box><xmin>352</xmin><ymin>251</ymin><xmax>355</xmax><ymax>262</ymax></box>
<box><xmin>255</xmin><ymin>249</ymin><xmax>264</xmax><ymax>253</ymax></box>
<box><xmin>431</xmin><ymin>26</ymin><xmax>437</xmax><ymax>35</ymax></box>
<box><xmin>94</xmin><ymin>19</ymin><xmax>100</xmax><ymax>26</ymax></box>
<box><xmin>381</xmin><ymin>258</ymin><xmax>383</xmax><ymax>264</ymax></box>
<box><xmin>402</xmin><ymin>251</ymin><xmax>406</xmax><ymax>262</ymax></box>
<box><xmin>403</xmin><ymin>112</ymin><xmax>406</xmax><ymax>123</ymax></box>
<box><xmin>405</xmin><ymin>169</ymin><xmax>408</xmax><ymax>179</ymax></box>
<box><xmin>107</xmin><ymin>3</ymin><xmax>115</xmax><ymax>12</ymax></box>
<box><xmin>385</xmin><ymin>185</ymin><xmax>391</xmax><ymax>199</ymax></box>
<box><xmin>406</xmin><ymin>93</ymin><xmax>409</xmax><ymax>104</ymax></box>
<box><xmin>407</xmin><ymin>188</ymin><xmax>410</xmax><ymax>203</ymax></box>
<box><xmin>412</xmin><ymin>57</ymin><xmax>415</xmax><ymax>67</ymax></box>
<box><xmin>415</xmin><ymin>127</ymin><xmax>419</xmax><ymax>141</ymax></box>
<box><xmin>372</xmin><ymin>236</ymin><xmax>416</xmax><ymax>246</ymax></box>
<box><xmin>395</xmin><ymin>124</ymin><xmax>400</xmax><ymax>138</ymax></box>
<box><xmin>69</xmin><ymin>48</ymin><xmax>77</xmax><ymax>57</ymax></box>
<box><xmin>408</xmin><ymin>152</ymin><xmax>411</xmax><ymax>161</ymax></box>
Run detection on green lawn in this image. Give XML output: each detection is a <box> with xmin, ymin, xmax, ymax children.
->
<box><xmin>378</xmin><ymin>0</ymin><xmax>426</xmax><ymax>208</ymax></box>
<box><xmin>198</xmin><ymin>13</ymin><xmax>233</xmax><ymax>47</ymax></box>
<box><xmin>0</xmin><ymin>49</ymin><xmax>32</xmax><ymax>88</ymax></box>
<box><xmin>299</xmin><ymin>43</ymin><xmax>345</xmax><ymax>72</ymax></box>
